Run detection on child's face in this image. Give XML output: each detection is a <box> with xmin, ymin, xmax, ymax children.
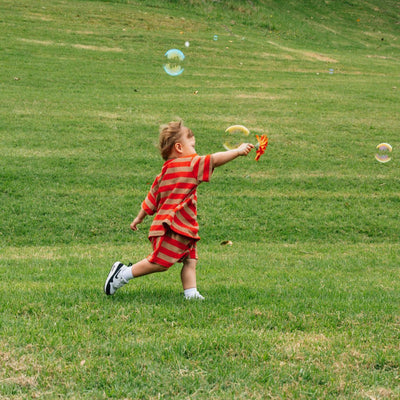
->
<box><xmin>177</xmin><ymin>128</ymin><xmax>196</xmax><ymax>156</ymax></box>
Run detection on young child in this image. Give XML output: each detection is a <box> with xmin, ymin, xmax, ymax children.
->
<box><xmin>104</xmin><ymin>121</ymin><xmax>254</xmax><ymax>299</ymax></box>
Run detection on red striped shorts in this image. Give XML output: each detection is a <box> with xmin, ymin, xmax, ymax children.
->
<box><xmin>147</xmin><ymin>230</ymin><xmax>198</xmax><ymax>268</ymax></box>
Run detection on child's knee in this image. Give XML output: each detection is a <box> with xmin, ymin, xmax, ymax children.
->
<box><xmin>183</xmin><ymin>258</ymin><xmax>197</xmax><ymax>269</ymax></box>
<box><xmin>154</xmin><ymin>263</ymin><xmax>169</xmax><ymax>272</ymax></box>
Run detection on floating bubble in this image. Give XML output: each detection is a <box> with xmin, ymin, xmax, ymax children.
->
<box><xmin>213</xmin><ymin>35</ymin><xmax>218</xmax><ymax>41</ymax></box>
<box><xmin>163</xmin><ymin>49</ymin><xmax>185</xmax><ymax>76</ymax></box>
<box><xmin>329</xmin><ymin>68</ymin><xmax>334</xmax><ymax>74</ymax></box>
<box><xmin>375</xmin><ymin>143</ymin><xmax>392</xmax><ymax>163</ymax></box>
<box><xmin>223</xmin><ymin>125</ymin><xmax>250</xmax><ymax>150</ymax></box>
<box><xmin>185</xmin><ymin>41</ymin><xmax>190</xmax><ymax>47</ymax></box>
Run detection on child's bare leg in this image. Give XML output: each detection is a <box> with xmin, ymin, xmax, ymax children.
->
<box><xmin>181</xmin><ymin>258</ymin><xmax>204</xmax><ymax>299</ymax></box>
<box><xmin>181</xmin><ymin>258</ymin><xmax>197</xmax><ymax>290</ymax></box>
<box><xmin>131</xmin><ymin>259</ymin><xmax>168</xmax><ymax>277</ymax></box>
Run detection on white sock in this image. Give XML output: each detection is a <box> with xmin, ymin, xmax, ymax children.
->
<box><xmin>184</xmin><ymin>288</ymin><xmax>198</xmax><ymax>298</ymax></box>
<box><xmin>121</xmin><ymin>265</ymin><xmax>134</xmax><ymax>281</ymax></box>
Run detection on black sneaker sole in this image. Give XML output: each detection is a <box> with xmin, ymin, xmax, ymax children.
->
<box><xmin>104</xmin><ymin>262</ymin><xmax>124</xmax><ymax>295</ymax></box>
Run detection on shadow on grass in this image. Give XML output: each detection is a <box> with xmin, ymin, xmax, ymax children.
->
<box><xmin>99</xmin><ymin>283</ymin><xmax>269</xmax><ymax>306</ymax></box>
<box><xmin>101</xmin><ymin>287</ymin><xmax>186</xmax><ymax>305</ymax></box>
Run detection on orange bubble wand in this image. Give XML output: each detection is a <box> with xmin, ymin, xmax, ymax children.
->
<box><xmin>254</xmin><ymin>134</ymin><xmax>268</xmax><ymax>161</ymax></box>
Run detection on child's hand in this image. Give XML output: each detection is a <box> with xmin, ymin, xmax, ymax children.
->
<box><xmin>237</xmin><ymin>142</ymin><xmax>254</xmax><ymax>156</ymax></box>
<box><xmin>130</xmin><ymin>215</ymin><xmax>145</xmax><ymax>231</ymax></box>
<box><xmin>130</xmin><ymin>209</ymin><xmax>147</xmax><ymax>231</ymax></box>
<box><xmin>130</xmin><ymin>218</ymin><xmax>141</xmax><ymax>231</ymax></box>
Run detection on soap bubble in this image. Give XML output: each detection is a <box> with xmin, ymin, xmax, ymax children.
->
<box><xmin>375</xmin><ymin>143</ymin><xmax>392</xmax><ymax>163</ymax></box>
<box><xmin>223</xmin><ymin>125</ymin><xmax>250</xmax><ymax>150</ymax></box>
<box><xmin>213</xmin><ymin>35</ymin><xmax>218</xmax><ymax>41</ymax></box>
<box><xmin>163</xmin><ymin>49</ymin><xmax>185</xmax><ymax>76</ymax></box>
<box><xmin>185</xmin><ymin>41</ymin><xmax>190</xmax><ymax>47</ymax></box>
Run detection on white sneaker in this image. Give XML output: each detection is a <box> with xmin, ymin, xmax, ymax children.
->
<box><xmin>104</xmin><ymin>262</ymin><xmax>129</xmax><ymax>295</ymax></box>
<box><xmin>185</xmin><ymin>291</ymin><xmax>205</xmax><ymax>300</ymax></box>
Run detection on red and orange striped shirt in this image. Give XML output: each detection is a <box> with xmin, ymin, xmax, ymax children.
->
<box><xmin>141</xmin><ymin>154</ymin><xmax>213</xmax><ymax>239</ymax></box>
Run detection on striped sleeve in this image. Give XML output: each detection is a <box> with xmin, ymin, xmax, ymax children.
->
<box><xmin>192</xmin><ymin>154</ymin><xmax>213</xmax><ymax>183</ymax></box>
<box><xmin>141</xmin><ymin>176</ymin><xmax>159</xmax><ymax>216</ymax></box>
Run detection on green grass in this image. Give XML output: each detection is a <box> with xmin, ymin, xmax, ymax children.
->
<box><xmin>1</xmin><ymin>0</ymin><xmax>399</xmax><ymax>398</ymax></box>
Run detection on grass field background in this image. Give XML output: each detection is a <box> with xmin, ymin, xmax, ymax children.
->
<box><xmin>1</xmin><ymin>0</ymin><xmax>399</xmax><ymax>398</ymax></box>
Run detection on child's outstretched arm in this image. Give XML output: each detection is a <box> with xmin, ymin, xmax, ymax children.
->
<box><xmin>212</xmin><ymin>142</ymin><xmax>254</xmax><ymax>167</ymax></box>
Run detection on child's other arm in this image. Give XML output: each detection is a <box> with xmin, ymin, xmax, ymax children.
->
<box><xmin>131</xmin><ymin>175</ymin><xmax>159</xmax><ymax>231</ymax></box>
<box><xmin>211</xmin><ymin>142</ymin><xmax>254</xmax><ymax>168</ymax></box>
<box><xmin>130</xmin><ymin>208</ymin><xmax>147</xmax><ymax>231</ymax></box>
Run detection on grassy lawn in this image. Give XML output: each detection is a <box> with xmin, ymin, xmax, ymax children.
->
<box><xmin>1</xmin><ymin>0</ymin><xmax>399</xmax><ymax>398</ymax></box>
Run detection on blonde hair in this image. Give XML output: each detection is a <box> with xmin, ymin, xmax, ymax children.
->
<box><xmin>159</xmin><ymin>121</ymin><xmax>193</xmax><ymax>160</ymax></box>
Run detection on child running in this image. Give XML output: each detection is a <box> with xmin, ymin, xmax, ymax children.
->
<box><xmin>104</xmin><ymin>121</ymin><xmax>254</xmax><ymax>299</ymax></box>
